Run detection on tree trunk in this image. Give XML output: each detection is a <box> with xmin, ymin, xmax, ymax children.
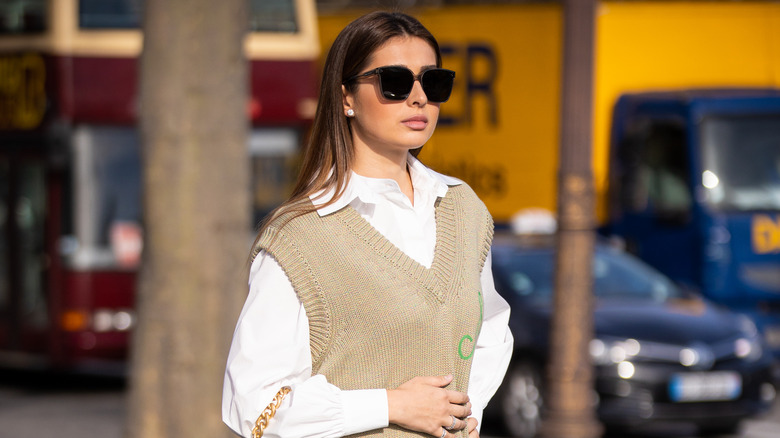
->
<box><xmin>542</xmin><ymin>0</ymin><xmax>603</xmax><ymax>437</ymax></box>
<box><xmin>125</xmin><ymin>1</ymin><xmax>249</xmax><ymax>437</ymax></box>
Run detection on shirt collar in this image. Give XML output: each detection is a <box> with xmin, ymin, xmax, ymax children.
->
<box><xmin>310</xmin><ymin>153</ymin><xmax>463</xmax><ymax>217</ymax></box>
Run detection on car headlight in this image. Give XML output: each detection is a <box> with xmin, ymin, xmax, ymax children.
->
<box><xmin>590</xmin><ymin>338</ymin><xmax>642</xmax><ymax>365</ymax></box>
<box><xmin>735</xmin><ymin>315</ymin><xmax>763</xmax><ymax>362</ymax></box>
<box><xmin>590</xmin><ymin>339</ymin><xmax>610</xmax><ymax>364</ymax></box>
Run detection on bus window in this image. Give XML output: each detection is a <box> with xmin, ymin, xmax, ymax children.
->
<box><xmin>249</xmin><ymin>128</ymin><xmax>300</xmax><ymax>225</ymax></box>
<box><xmin>250</xmin><ymin>0</ymin><xmax>298</xmax><ymax>33</ymax></box>
<box><xmin>79</xmin><ymin>0</ymin><xmax>142</xmax><ymax>29</ymax></box>
<box><xmin>0</xmin><ymin>0</ymin><xmax>46</xmax><ymax>34</ymax></box>
<box><xmin>17</xmin><ymin>163</ymin><xmax>47</xmax><ymax>328</ymax></box>
<box><xmin>0</xmin><ymin>159</ymin><xmax>47</xmax><ymax>337</ymax></box>
<box><xmin>78</xmin><ymin>0</ymin><xmax>301</xmax><ymax>33</ymax></box>
<box><xmin>67</xmin><ymin>126</ymin><xmax>142</xmax><ymax>269</ymax></box>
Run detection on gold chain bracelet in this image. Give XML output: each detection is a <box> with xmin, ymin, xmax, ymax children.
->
<box><xmin>252</xmin><ymin>386</ymin><xmax>291</xmax><ymax>438</ymax></box>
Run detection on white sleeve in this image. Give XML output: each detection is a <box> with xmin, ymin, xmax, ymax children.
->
<box><xmin>467</xmin><ymin>249</ymin><xmax>514</xmax><ymax>428</ymax></box>
<box><xmin>222</xmin><ymin>251</ymin><xmax>389</xmax><ymax>437</ymax></box>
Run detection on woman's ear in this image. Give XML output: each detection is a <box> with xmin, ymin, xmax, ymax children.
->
<box><xmin>342</xmin><ymin>84</ymin><xmax>355</xmax><ymax>117</ymax></box>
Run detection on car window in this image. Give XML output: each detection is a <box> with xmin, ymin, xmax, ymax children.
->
<box><xmin>492</xmin><ymin>244</ymin><xmax>680</xmax><ymax>304</ymax></box>
<box><xmin>592</xmin><ymin>249</ymin><xmax>678</xmax><ymax>301</ymax></box>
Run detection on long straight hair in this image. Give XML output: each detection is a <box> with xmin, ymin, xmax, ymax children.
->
<box><xmin>250</xmin><ymin>11</ymin><xmax>443</xmax><ymax>257</ymax></box>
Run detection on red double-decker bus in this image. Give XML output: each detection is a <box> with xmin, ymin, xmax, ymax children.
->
<box><xmin>0</xmin><ymin>0</ymin><xmax>319</xmax><ymax>373</ymax></box>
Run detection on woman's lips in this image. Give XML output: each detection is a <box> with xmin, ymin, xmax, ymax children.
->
<box><xmin>402</xmin><ymin>115</ymin><xmax>428</xmax><ymax>130</ymax></box>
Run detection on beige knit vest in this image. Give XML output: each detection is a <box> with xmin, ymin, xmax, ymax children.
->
<box><xmin>257</xmin><ymin>184</ymin><xmax>494</xmax><ymax>437</ymax></box>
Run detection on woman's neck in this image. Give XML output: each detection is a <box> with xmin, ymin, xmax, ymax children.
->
<box><xmin>352</xmin><ymin>149</ymin><xmax>414</xmax><ymax>205</ymax></box>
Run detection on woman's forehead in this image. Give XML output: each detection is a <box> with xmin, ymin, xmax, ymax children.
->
<box><xmin>365</xmin><ymin>36</ymin><xmax>437</xmax><ymax>68</ymax></box>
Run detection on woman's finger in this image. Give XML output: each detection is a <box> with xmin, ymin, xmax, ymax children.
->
<box><xmin>408</xmin><ymin>374</ymin><xmax>454</xmax><ymax>389</ymax></box>
<box><xmin>451</xmin><ymin>402</ymin><xmax>471</xmax><ymax>419</ymax></box>
<box><xmin>445</xmin><ymin>390</ymin><xmax>469</xmax><ymax>405</ymax></box>
<box><xmin>466</xmin><ymin>417</ymin><xmax>479</xmax><ymax>437</ymax></box>
<box><xmin>443</xmin><ymin>415</ymin><xmax>468</xmax><ymax>432</ymax></box>
<box><xmin>444</xmin><ymin>414</ymin><xmax>458</xmax><ymax>431</ymax></box>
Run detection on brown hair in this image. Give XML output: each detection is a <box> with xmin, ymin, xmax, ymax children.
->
<box><xmin>250</xmin><ymin>11</ymin><xmax>443</xmax><ymax>255</ymax></box>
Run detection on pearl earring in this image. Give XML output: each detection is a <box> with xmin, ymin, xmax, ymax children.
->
<box><xmin>346</xmin><ymin>109</ymin><xmax>355</xmax><ymax>117</ymax></box>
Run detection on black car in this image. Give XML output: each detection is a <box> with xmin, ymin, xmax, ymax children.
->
<box><xmin>487</xmin><ymin>233</ymin><xmax>777</xmax><ymax>437</ymax></box>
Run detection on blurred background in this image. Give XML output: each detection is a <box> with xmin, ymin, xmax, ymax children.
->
<box><xmin>0</xmin><ymin>0</ymin><xmax>779</xmax><ymax>437</ymax></box>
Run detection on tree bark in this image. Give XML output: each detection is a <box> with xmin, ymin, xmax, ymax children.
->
<box><xmin>125</xmin><ymin>1</ymin><xmax>249</xmax><ymax>437</ymax></box>
<box><xmin>542</xmin><ymin>0</ymin><xmax>603</xmax><ymax>437</ymax></box>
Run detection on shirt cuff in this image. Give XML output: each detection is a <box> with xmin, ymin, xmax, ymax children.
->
<box><xmin>341</xmin><ymin>388</ymin><xmax>389</xmax><ymax>435</ymax></box>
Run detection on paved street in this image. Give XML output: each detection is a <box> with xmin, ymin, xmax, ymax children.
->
<box><xmin>0</xmin><ymin>371</ymin><xmax>125</xmax><ymax>438</ymax></box>
<box><xmin>0</xmin><ymin>369</ymin><xmax>778</xmax><ymax>438</ymax></box>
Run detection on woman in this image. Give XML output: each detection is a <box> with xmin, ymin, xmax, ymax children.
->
<box><xmin>222</xmin><ymin>11</ymin><xmax>513</xmax><ymax>438</ymax></box>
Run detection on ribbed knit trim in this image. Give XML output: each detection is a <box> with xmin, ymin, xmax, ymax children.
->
<box><xmin>256</xmin><ymin>223</ymin><xmax>332</xmax><ymax>362</ymax></box>
<box><xmin>335</xmin><ymin>185</ymin><xmax>492</xmax><ymax>302</ymax></box>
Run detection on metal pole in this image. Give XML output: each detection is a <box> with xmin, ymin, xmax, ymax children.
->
<box><xmin>541</xmin><ymin>0</ymin><xmax>603</xmax><ymax>437</ymax></box>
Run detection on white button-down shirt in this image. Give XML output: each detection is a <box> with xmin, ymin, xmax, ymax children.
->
<box><xmin>223</xmin><ymin>155</ymin><xmax>513</xmax><ymax>438</ymax></box>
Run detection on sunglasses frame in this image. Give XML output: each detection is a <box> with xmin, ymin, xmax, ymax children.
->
<box><xmin>344</xmin><ymin>66</ymin><xmax>456</xmax><ymax>103</ymax></box>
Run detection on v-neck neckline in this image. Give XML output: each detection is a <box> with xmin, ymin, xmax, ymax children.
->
<box><xmin>335</xmin><ymin>190</ymin><xmax>459</xmax><ymax>300</ymax></box>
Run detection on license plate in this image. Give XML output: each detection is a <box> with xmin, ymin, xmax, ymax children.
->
<box><xmin>668</xmin><ymin>371</ymin><xmax>742</xmax><ymax>402</ymax></box>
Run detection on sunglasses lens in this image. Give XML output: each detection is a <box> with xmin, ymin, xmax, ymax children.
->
<box><xmin>371</xmin><ymin>67</ymin><xmax>455</xmax><ymax>102</ymax></box>
<box><xmin>378</xmin><ymin>67</ymin><xmax>414</xmax><ymax>100</ymax></box>
<box><xmin>422</xmin><ymin>69</ymin><xmax>455</xmax><ymax>103</ymax></box>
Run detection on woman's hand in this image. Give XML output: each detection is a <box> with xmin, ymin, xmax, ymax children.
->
<box><xmin>387</xmin><ymin>375</ymin><xmax>472</xmax><ymax>437</ymax></box>
<box><xmin>466</xmin><ymin>417</ymin><xmax>479</xmax><ymax>438</ymax></box>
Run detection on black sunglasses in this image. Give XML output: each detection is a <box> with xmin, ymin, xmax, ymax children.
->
<box><xmin>344</xmin><ymin>66</ymin><xmax>456</xmax><ymax>103</ymax></box>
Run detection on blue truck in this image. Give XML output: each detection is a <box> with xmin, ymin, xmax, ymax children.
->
<box><xmin>605</xmin><ymin>89</ymin><xmax>780</xmax><ymax>359</ymax></box>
